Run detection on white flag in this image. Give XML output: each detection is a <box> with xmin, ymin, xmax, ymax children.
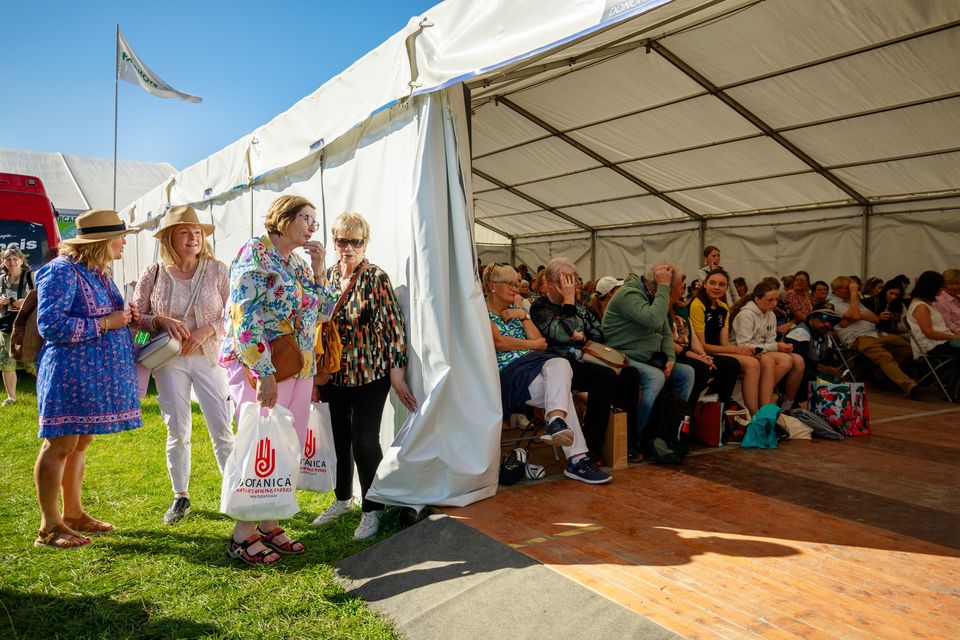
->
<box><xmin>117</xmin><ymin>30</ymin><xmax>202</xmax><ymax>104</ymax></box>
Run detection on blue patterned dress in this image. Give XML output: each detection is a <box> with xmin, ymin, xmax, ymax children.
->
<box><xmin>35</xmin><ymin>257</ymin><xmax>142</xmax><ymax>438</ymax></box>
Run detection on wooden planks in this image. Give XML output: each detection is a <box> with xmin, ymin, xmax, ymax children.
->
<box><xmin>445</xmin><ymin>391</ymin><xmax>960</xmax><ymax>639</ymax></box>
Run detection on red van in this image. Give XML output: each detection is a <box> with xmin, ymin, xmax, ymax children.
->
<box><xmin>0</xmin><ymin>172</ymin><xmax>61</xmax><ymax>267</ymax></box>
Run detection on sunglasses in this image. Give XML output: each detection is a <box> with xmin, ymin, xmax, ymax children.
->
<box><xmin>334</xmin><ymin>237</ymin><xmax>366</xmax><ymax>249</ymax></box>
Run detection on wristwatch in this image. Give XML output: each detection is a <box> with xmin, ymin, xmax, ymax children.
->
<box><xmin>522</xmin><ymin>313</ymin><xmax>531</xmax><ymax>321</ymax></box>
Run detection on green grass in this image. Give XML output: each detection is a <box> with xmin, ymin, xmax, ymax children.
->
<box><xmin>0</xmin><ymin>377</ymin><xmax>404</xmax><ymax>640</ymax></box>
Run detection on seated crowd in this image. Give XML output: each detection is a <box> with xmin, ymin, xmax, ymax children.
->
<box><xmin>480</xmin><ymin>248</ymin><xmax>960</xmax><ymax>480</ymax></box>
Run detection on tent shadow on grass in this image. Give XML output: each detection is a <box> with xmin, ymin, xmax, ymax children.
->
<box><xmin>0</xmin><ymin>589</ymin><xmax>219</xmax><ymax>640</ymax></box>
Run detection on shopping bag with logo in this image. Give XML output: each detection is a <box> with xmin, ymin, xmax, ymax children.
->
<box><xmin>220</xmin><ymin>402</ymin><xmax>301</xmax><ymax>521</ymax></box>
<box><xmin>808</xmin><ymin>381</ymin><xmax>871</xmax><ymax>436</ymax></box>
<box><xmin>298</xmin><ymin>402</ymin><xmax>337</xmax><ymax>493</ymax></box>
<box><xmin>693</xmin><ymin>394</ymin><xmax>724</xmax><ymax>447</ymax></box>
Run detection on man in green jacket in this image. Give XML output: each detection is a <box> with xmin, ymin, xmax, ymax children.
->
<box><xmin>603</xmin><ymin>261</ymin><xmax>695</xmax><ymax>438</ymax></box>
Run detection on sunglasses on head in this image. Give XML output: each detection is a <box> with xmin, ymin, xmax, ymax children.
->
<box><xmin>334</xmin><ymin>237</ymin><xmax>366</xmax><ymax>249</ymax></box>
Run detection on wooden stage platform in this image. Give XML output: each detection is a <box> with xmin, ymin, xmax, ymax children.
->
<box><xmin>443</xmin><ymin>391</ymin><xmax>960</xmax><ymax>639</ymax></box>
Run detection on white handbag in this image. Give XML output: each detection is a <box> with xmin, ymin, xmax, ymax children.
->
<box><xmin>137</xmin><ymin>332</ymin><xmax>181</xmax><ymax>371</ymax></box>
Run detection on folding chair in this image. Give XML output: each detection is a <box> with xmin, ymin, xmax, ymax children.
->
<box><xmin>827</xmin><ymin>329</ymin><xmax>861</xmax><ymax>383</ymax></box>
<box><xmin>501</xmin><ymin>410</ymin><xmax>561</xmax><ymax>460</ymax></box>
<box><xmin>905</xmin><ymin>331</ymin><xmax>957</xmax><ymax>402</ymax></box>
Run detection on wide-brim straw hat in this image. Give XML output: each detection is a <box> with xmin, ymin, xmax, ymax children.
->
<box><xmin>60</xmin><ymin>209</ymin><xmax>139</xmax><ymax>245</ymax></box>
<box><xmin>153</xmin><ymin>205</ymin><xmax>215</xmax><ymax>238</ymax></box>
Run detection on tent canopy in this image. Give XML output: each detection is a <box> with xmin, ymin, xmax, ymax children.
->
<box><xmin>465</xmin><ymin>0</ymin><xmax>960</xmax><ymax>281</ymax></box>
<box><xmin>118</xmin><ymin>0</ymin><xmax>960</xmax><ymax>508</ymax></box>
<box><xmin>0</xmin><ymin>147</ymin><xmax>176</xmax><ymax>215</ymax></box>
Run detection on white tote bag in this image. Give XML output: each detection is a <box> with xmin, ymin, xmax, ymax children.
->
<box><xmin>298</xmin><ymin>402</ymin><xmax>337</xmax><ymax>493</ymax></box>
<box><xmin>220</xmin><ymin>402</ymin><xmax>301</xmax><ymax>521</ymax></box>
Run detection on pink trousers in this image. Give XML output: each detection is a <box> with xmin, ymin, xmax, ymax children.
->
<box><xmin>224</xmin><ymin>361</ymin><xmax>313</xmax><ymax>449</ymax></box>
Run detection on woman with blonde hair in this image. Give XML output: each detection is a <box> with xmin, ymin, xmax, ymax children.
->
<box><xmin>133</xmin><ymin>205</ymin><xmax>234</xmax><ymax>525</ymax></box>
<box><xmin>221</xmin><ymin>194</ymin><xmax>327</xmax><ymax>564</ymax></box>
<box><xmin>0</xmin><ymin>246</ymin><xmax>35</xmax><ymax>405</ymax></box>
<box><xmin>935</xmin><ymin>268</ymin><xmax>960</xmax><ymax>333</ymax></box>
<box><xmin>33</xmin><ymin>209</ymin><xmax>142</xmax><ymax>549</ymax></box>
<box><xmin>312</xmin><ymin>211</ymin><xmax>418</xmax><ymax>540</ymax></box>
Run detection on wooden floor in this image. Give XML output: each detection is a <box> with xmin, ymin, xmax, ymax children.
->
<box><xmin>443</xmin><ymin>391</ymin><xmax>960</xmax><ymax>639</ymax></box>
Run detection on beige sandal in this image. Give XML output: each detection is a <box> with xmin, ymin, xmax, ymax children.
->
<box><xmin>35</xmin><ymin>527</ymin><xmax>91</xmax><ymax>550</ymax></box>
<box><xmin>63</xmin><ymin>515</ymin><xmax>115</xmax><ymax>534</ymax></box>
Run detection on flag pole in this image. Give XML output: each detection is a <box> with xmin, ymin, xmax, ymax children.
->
<box><xmin>113</xmin><ymin>24</ymin><xmax>120</xmax><ymax>210</ymax></box>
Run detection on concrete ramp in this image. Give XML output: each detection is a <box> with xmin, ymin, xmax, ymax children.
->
<box><xmin>336</xmin><ymin>513</ymin><xmax>679</xmax><ymax>640</ymax></box>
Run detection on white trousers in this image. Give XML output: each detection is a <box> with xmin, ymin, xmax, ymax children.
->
<box><xmin>153</xmin><ymin>354</ymin><xmax>235</xmax><ymax>495</ymax></box>
<box><xmin>525</xmin><ymin>358</ymin><xmax>588</xmax><ymax>458</ymax></box>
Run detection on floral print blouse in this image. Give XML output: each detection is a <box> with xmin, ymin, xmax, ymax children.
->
<box><xmin>325</xmin><ymin>259</ymin><xmax>408</xmax><ymax>387</ymax></box>
<box><xmin>221</xmin><ymin>235</ymin><xmax>330</xmax><ymax>379</ymax></box>
<box><xmin>488</xmin><ymin>307</ymin><xmax>529</xmax><ymax>371</ymax></box>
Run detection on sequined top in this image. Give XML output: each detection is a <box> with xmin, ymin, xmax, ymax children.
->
<box><xmin>221</xmin><ymin>235</ymin><xmax>327</xmax><ymax>379</ymax></box>
<box><xmin>325</xmin><ymin>259</ymin><xmax>408</xmax><ymax>387</ymax></box>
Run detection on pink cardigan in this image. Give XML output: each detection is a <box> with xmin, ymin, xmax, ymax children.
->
<box><xmin>133</xmin><ymin>259</ymin><xmax>229</xmax><ymax>366</ymax></box>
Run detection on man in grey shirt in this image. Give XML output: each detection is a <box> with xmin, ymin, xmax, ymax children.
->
<box><xmin>829</xmin><ymin>276</ymin><xmax>917</xmax><ymax>397</ymax></box>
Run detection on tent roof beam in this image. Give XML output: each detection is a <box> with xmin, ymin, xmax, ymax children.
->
<box><xmin>474</xmin><ymin>217</ymin><xmax>513</xmax><ymax>239</ymax></box>
<box><xmin>648</xmin><ymin>40</ymin><xmax>869</xmax><ymax>206</ymax></box>
<box><xmin>467</xmin><ymin>0</ymin><xmax>741</xmax><ymax>101</ymax></box>
<box><xmin>472</xmin><ymin>168</ymin><xmax>594</xmax><ymax>232</ymax></box>
<box><xmin>497</xmin><ymin>97</ymin><xmax>704</xmax><ymax>222</ymax></box>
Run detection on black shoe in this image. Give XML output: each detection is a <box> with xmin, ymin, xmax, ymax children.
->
<box><xmin>163</xmin><ymin>496</ymin><xmax>191</xmax><ymax>524</ymax></box>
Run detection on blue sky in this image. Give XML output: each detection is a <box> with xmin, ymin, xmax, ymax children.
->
<box><xmin>0</xmin><ymin>1</ymin><xmax>438</xmax><ymax>170</ymax></box>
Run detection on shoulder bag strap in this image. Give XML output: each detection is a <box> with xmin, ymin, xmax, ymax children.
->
<box><xmin>330</xmin><ymin>263</ymin><xmax>366</xmax><ymax>320</ymax></box>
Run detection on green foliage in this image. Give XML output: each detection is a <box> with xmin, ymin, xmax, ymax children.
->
<box><xmin>0</xmin><ymin>378</ymin><xmax>402</xmax><ymax>640</ymax></box>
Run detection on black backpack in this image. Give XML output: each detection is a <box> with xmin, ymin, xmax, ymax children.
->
<box><xmin>642</xmin><ymin>390</ymin><xmax>692</xmax><ymax>464</ymax></box>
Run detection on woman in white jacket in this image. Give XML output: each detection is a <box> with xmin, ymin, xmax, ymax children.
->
<box><xmin>731</xmin><ymin>282</ymin><xmax>805</xmax><ymax>410</ymax></box>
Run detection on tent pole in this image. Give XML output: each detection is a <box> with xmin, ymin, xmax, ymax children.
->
<box><xmin>590</xmin><ymin>231</ymin><xmax>597</xmax><ymax>281</ymax></box>
<box><xmin>113</xmin><ymin>24</ymin><xmax>120</xmax><ymax>211</ymax></box>
<box><xmin>861</xmin><ymin>205</ymin><xmax>871</xmax><ymax>279</ymax></box>
<box><xmin>510</xmin><ymin>238</ymin><xmax>516</xmax><ymax>267</ymax></box>
<box><xmin>698</xmin><ymin>219</ymin><xmax>706</xmax><ymax>258</ymax></box>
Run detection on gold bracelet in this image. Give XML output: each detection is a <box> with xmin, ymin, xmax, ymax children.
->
<box><xmin>99</xmin><ymin>317</ymin><xmax>109</xmax><ymax>332</ymax></box>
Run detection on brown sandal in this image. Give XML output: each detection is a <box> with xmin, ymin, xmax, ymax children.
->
<box><xmin>35</xmin><ymin>528</ymin><xmax>91</xmax><ymax>550</ymax></box>
<box><xmin>63</xmin><ymin>515</ymin><xmax>115</xmax><ymax>534</ymax></box>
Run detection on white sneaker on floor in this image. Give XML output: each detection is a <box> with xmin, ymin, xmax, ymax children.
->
<box><xmin>311</xmin><ymin>499</ymin><xmax>353</xmax><ymax>527</ymax></box>
<box><xmin>1</xmin><ymin>398</ymin><xmax>15</xmax><ymax>407</ymax></box>
<box><xmin>353</xmin><ymin>511</ymin><xmax>381</xmax><ymax>541</ymax></box>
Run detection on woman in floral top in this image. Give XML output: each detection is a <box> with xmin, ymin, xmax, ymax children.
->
<box><xmin>312</xmin><ymin>212</ymin><xmax>417</xmax><ymax>541</ymax></box>
<box><xmin>220</xmin><ymin>195</ymin><xmax>329</xmax><ymax>565</ymax></box>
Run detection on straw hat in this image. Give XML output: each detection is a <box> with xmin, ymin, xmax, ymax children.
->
<box><xmin>61</xmin><ymin>209</ymin><xmax>138</xmax><ymax>245</ymax></box>
<box><xmin>153</xmin><ymin>205</ymin><xmax>215</xmax><ymax>238</ymax></box>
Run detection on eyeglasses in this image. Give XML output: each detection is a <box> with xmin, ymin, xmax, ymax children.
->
<box><xmin>335</xmin><ymin>237</ymin><xmax>366</xmax><ymax>249</ymax></box>
<box><xmin>298</xmin><ymin>213</ymin><xmax>319</xmax><ymax>230</ymax></box>
<box><xmin>492</xmin><ymin>280</ymin><xmax>520</xmax><ymax>289</ymax></box>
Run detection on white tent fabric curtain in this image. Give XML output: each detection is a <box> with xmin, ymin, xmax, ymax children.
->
<box><xmin>321</xmin><ymin>88</ymin><xmax>502</xmax><ymax>507</ymax></box>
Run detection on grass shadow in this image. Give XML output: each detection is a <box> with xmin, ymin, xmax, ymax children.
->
<box><xmin>0</xmin><ymin>588</ymin><xmax>219</xmax><ymax>639</ymax></box>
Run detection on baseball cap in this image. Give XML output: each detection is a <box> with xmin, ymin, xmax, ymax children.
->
<box><xmin>595</xmin><ymin>276</ymin><xmax>624</xmax><ymax>297</ymax></box>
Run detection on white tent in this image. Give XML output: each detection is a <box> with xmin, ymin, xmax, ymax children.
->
<box><xmin>0</xmin><ymin>148</ymin><xmax>175</xmax><ymax>219</ymax></box>
<box><xmin>119</xmin><ymin>0</ymin><xmax>960</xmax><ymax>508</ymax></box>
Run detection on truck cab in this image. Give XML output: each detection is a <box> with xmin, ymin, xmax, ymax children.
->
<box><xmin>0</xmin><ymin>172</ymin><xmax>61</xmax><ymax>267</ymax></box>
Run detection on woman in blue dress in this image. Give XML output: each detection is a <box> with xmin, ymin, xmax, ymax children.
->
<box><xmin>33</xmin><ymin>209</ymin><xmax>142</xmax><ymax>549</ymax></box>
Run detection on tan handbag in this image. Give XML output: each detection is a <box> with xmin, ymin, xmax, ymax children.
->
<box><xmin>580</xmin><ymin>340</ymin><xmax>630</xmax><ymax>372</ymax></box>
<box><xmin>316</xmin><ymin>265</ymin><xmax>365</xmax><ymax>380</ymax></box>
<box><xmin>268</xmin><ymin>332</ymin><xmax>305</xmax><ymax>383</ymax></box>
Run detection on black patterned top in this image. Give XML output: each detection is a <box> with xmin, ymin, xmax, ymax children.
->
<box><xmin>325</xmin><ymin>259</ymin><xmax>408</xmax><ymax>387</ymax></box>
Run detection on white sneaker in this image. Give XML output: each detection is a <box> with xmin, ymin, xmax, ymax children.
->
<box><xmin>311</xmin><ymin>499</ymin><xmax>352</xmax><ymax>527</ymax></box>
<box><xmin>353</xmin><ymin>511</ymin><xmax>381</xmax><ymax>541</ymax></box>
